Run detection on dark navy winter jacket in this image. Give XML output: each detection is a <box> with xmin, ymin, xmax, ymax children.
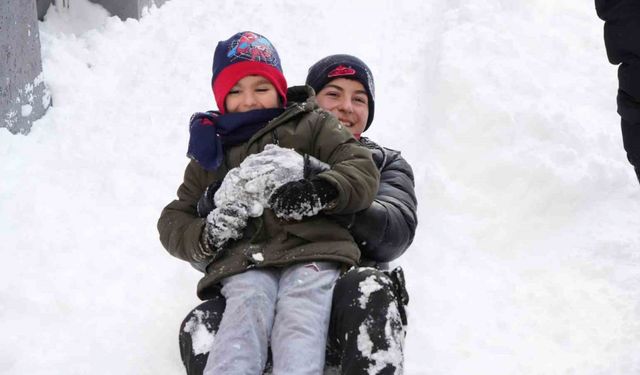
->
<box><xmin>343</xmin><ymin>137</ymin><xmax>418</xmax><ymax>267</ymax></box>
<box><xmin>597</xmin><ymin>0</ymin><xmax>640</xmax><ymax>183</ymax></box>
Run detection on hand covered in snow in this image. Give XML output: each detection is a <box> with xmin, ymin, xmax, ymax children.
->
<box><xmin>237</xmin><ymin>145</ymin><xmax>306</xmax><ymax>197</ymax></box>
<box><xmin>212</xmin><ymin>145</ymin><xmax>305</xmax><ymax>209</ymax></box>
<box><xmin>201</xmin><ymin>204</ymin><xmax>249</xmax><ymax>253</ymax></box>
<box><xmin>201</xmin><ymin>144</ymin><xmax>317</xmax><ymax>252</ymax></box>
<box><xmin>197</xmin><ymin>230</ymin><xmax>221</xmax><ymax>262</ymax></box>
<box><xmin>268</xmin><ymin>177</ymin><xmax>338</xmax><ymax>220</ymax></box>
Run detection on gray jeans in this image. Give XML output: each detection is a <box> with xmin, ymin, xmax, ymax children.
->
<box><xmin>204</xmin><ymin>262</ymin><xmax>340</xmax><ymax>375</ymax></box>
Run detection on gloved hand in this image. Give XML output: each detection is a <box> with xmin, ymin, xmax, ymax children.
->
<box><xmin>196</xmin><ymin>181</ymin><xmax>222</xmax><ymax>217</ymax></box>
<box><xmin>197</xmin><ymin>181</ymin><xmax>222</xmax><ymax>218</ymax></box>
<box><xmin>268</xmin><ymin>177</ymin><xmax>338</xmax><ymax>220</ymax></box>
<box><xmin>196</xmin><ymin>230</ymin><xmax>221</xmax><ymax>262</ymax></box>
<box><xmin>200</xmin><ymin>205</ymin><xmax>249</xmax><ymax>258</ymax></box>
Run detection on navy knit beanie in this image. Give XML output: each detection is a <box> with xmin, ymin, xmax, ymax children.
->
<box><xmin>211</xmin><ymin>31</ymin><xmax>288</xmax><ymax>113</ymax></box>
<box><xmin>306</xmin><ymin>54</ymin><xmax>375</xmax><ymax>131</ymax></box>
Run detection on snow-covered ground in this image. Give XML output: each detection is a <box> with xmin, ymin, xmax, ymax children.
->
<box><xmin>2</xmin><ymin>0</ymin><xmax>639</xmax><ymax>374</ymax></box>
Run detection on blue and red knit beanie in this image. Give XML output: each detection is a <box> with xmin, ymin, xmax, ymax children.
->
<box><xmin>211</xmin><ymin>31</ymin><xmax>288</xmax><ymax>113</ymax></box>
<box><xmin>305</xmin><ymin>54</ymin><xmax>375</xmax><ymax>131</ymax></box>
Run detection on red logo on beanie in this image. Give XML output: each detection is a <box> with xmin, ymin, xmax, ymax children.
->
<box><xmin>328</xmin><ymin>65</ymin><xmax>356</xmax><ymax>78</ymax></box>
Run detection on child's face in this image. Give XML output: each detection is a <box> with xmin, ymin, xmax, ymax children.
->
<box><xmin>315</xmin><ymin>78</ymin><xmax>369</xmax><ymax>138</ymax></box>
<box><xmin>224</xmin><ymin>75</ymin><xmax>280</xmax><ymax>113</ymax></box>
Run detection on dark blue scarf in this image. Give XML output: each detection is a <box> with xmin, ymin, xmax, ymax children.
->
<box><xmin>187</xmin><ymin>108</ymin><xmax>285</xmax><ymax>171</ymax></box>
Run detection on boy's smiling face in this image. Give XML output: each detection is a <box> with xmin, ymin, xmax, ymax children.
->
<box><xmin>315</xmin><ymin>78</ymin><xmax>369</xmax><ymax>139</ymax></box>
<box><xmin>224</xmin><ymin>75</ymin><xmax>280</xmax><ymax>113</ymax></box>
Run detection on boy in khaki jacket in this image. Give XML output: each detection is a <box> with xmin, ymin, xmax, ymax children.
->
<box><xmin>158</xmin><ymin>31</ymin><xmax>379</xmax><ymax>374</ymax></box>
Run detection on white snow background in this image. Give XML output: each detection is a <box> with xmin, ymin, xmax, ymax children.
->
<box><xmin>1</xmin><ymin>0</ymin><xmax>640</xmax><ymax>374</ymax></box>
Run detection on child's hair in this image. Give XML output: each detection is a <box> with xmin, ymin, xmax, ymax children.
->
<box><xmin>211</xmin><ymin>31</ymin><xmax>288</xmax><ymax>113</ymax></box>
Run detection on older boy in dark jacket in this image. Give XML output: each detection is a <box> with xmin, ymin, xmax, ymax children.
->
<box><xmin>179</xmin><ymin>55</ymin><xmax>417</xmax><ymax>375</ymax></box>
<box><xmin>597</xmin><ymin>0</ymin><xmax>640</xmax><ymax>184</ymax></box>
<box><xmin>307</xmin><ymin>54</ymin><xmax>417</xmax><ymax>374</ymax></box>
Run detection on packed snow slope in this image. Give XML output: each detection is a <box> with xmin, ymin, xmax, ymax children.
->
<box><xmin>1</xmin><ymin>0</ymin><xmax>639</xmax><ymax>374</ymax></box>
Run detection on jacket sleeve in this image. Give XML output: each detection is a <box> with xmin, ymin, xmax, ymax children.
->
<box><xmin>157</xmin><ymin>160</ymin><xmax>208</xmax><ymax>263</ymax></box>
<box><xmin>306</xmin><ymin>112</ymin><xmax>380</xmax><ymax>214</ymax></box>
<box><xmin>348</xmin><ymin>149</ymin><xmax>418</xmax><ymax>263</ymax></box>
<box><xmin>597</xmin><ymin>0</ymin><xmax>640</xmax><ymax>182</ymax></box>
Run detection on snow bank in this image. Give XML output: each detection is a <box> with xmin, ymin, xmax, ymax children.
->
<box><xmin>1</xmin><ymin>0</ymin><xmax>638</xmax><ymax>374</ymax></box>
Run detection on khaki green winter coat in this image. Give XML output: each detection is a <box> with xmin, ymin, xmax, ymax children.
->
<box><xmin>157</xmin><ymin>86</ymin><xmax>380</xmax><ymax>299</ymax></box>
